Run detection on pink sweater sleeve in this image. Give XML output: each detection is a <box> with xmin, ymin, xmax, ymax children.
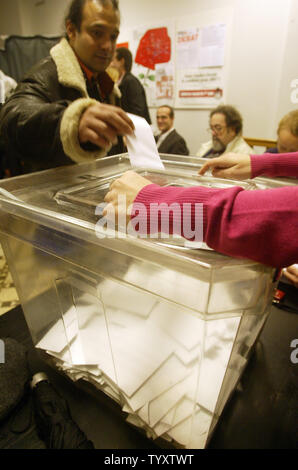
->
<box><xmin>250</xmin><ymin>152</ymin><xmax>298</xmax><ymax>178</ymax></box>
<box><xmin>133</xmin><ymin>184</ymin><xmax>298</xmax><ymax>268</ymax></box>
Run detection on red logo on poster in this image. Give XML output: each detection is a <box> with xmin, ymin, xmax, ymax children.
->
<box><xmin>135</xmin><ymin>27</ymin><xmax>171</xmax><ymax>70</ymax></box>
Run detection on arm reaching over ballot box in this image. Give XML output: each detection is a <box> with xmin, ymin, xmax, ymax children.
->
<box><xmin>199</xmin><ymin>151</ymin><xmax>298</xmax><ymax>180</ymax></box>
<box><xmin>199</xmin><ymin>153</ymin><xmax>252</xmax><ymax>180</ymax></box>
<box><xmin>104</xmin><ymin>152</ymin><xmax>298</xmax><ymax>268</ymax></box>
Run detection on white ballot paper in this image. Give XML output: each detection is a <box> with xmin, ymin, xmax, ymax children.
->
<box><xmin>126</xmin><ymin>113</ymin><xmax>165</xmax><ymax>170</ymax></box>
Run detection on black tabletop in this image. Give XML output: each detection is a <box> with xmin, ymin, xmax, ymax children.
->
<box><xmin>0</xmin><ymin>286</ymin><xmax>297</xmax><ymax>450</ymax></box>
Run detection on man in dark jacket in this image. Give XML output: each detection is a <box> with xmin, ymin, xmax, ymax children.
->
<box><xmin>155</xmin><ymin>105</ymin><xmax>189</xmax><ymax>155</ymax></box>
<box><xmin>0</xmin><ymin>0</ymin><xmax>134</xmax><ymax>175</ymax></box>
<box><xmin>110</xmin><ymin>47</ymin><xmax>151</xmax><ymax>124</ymax></box>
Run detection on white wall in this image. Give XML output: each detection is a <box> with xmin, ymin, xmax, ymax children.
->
<box><xmin>118</xmin><ymin>0</ymin><xmax>298</xmax><ymax>151</ymax></box>
<box><xmin>0</xmin><ymin>0</ymin><xmax>22</xmax><ymax>35</ymax></box>
<box><xmin>275</xmin><ymin>0</ymin><xmax>298</xmax><ymax>125</ymax></box>
<box><xmin>118</xmin><ymin>0</ymin><xmax>236</xmax><ymax>33</ymax></box>
<box><xmin>0</xmin><ymin>0</ymin><xmax>297</xmax><ymax>154</ymax></box>
<box><xmin>18</xmin><ymin>0</ymin><xmax>71</xmax><ymax>36</ymax></box>
<box><xmin>225</xmin><ymin>0</ymin><xmax>292</xmax><ymax>140</ymax></box>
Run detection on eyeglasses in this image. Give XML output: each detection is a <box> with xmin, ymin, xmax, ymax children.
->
<box><xmin>207</xmin><ymin>125</ymin><xmax>227</xmax><ymax>134</ymax></box>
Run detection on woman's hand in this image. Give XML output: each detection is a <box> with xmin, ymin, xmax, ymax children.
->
<box><xmin>103</xmin><ymin>170</ymin><xmax>152</xmax><ymax>224</ymax></box>
<box><xmin>283</xmin><ymin>264</ymin><xmax>298</xmax><ymax>288</ymax></box>
<box><xmin>199</xmin><ymin>152</ymin><xmax>252</xmax><ymax>180</ymax></box>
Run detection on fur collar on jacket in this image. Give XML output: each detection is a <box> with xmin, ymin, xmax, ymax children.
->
<box><xmin>50</xmin><ymin>38</ymin><xmax>121</xmax><ymax>100</ymax></box>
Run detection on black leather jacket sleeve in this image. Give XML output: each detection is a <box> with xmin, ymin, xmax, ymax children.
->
<box><xmin>0</xmin><ymin>58</ymin><xmax>80</xmax><ymax>173</ymax></box>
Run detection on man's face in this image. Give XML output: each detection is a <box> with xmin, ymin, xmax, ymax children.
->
<box><xmin>209</xmin><ymin>113</ymin><xmax>236</xmax><ymax>151</ymax></box>
<box><xmin>67</xmin><ymin>0</ymin><xmax>120</xmax><ymax>74</ymax></box>
<box><xmin>156</xmin><ymin>107</ymin><xmax>174</xmax><ymax>133</ymax></box>
<box><xmin>277</xmin><ymin>128</ymin><xmax>298</xmax><ymax>153</ymax></box>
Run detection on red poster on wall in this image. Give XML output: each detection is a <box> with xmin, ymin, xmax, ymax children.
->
<box><xmin>132</xmin><ymin>23</ymin><xmax>175</xmax><ymax>107</ymax></box>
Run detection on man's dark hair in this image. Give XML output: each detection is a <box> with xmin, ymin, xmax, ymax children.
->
<box><xmin>210</xmin><ymin>105</ymin><xmax>243</xmax><ymax>134</ymax></box>
<box><xmin>116</xmin><ymin>48</ymin><xmax>133</xmax><ymax>73</ymax></box>
<box><xmin>65</xmin><ymin>0</ymin><xmax>119</xmax><ymax>32</ymax></box>
<box><xmin>158</xmin><ymin>105</ymin><xmax>174</xmax><ymax>119</ymax></box>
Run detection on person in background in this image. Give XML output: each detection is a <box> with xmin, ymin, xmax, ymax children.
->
<box><xmin>197</xmin><ymin>105</ymin><xmax>252</xmax><ymax>158</ymax></box>
<box><xmin>267</xmin><ymin>110</ymin><xmax>298</xmax><ymax>154</ymax></box>
<box><xmin>0</xmin><ymin>71</ymin><xmax>17</xmax><ymax>178</ymax></box>
<box><xmin>155</xmin><ymin>105</ymin><xmax>189</xmax><ymax>155</ymax></box>
<box><xmin>0</xmin><ymin>70</ymin><xmax>17</xmax><ymax>104</ymax></box>
<box><xmin>103</xmin><ymin>151</ymin><xmax>298</xmax><ymax>269</ymax></box>
<box><xmin>0</xmin><ymin>0</ymin><xmax>134</xmax><ymax>176</ymax></box>
<box><xmin>110</xmin><ymin>47</ymin><xmax>151</xmax><ymax>124</ymax></box>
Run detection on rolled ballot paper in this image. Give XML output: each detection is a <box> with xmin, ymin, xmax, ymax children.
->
<box><xmin>125</xmin><ymin>113</ymin><xmax>165</xmax><ymax>170</ymax></box>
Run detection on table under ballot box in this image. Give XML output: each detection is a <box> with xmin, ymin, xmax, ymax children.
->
<box><xmin>0</xmin><ymin>154</ymin><xmax>276</xmax><ymax>448</ymax></box>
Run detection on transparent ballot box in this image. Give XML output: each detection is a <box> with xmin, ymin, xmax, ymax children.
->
<box><xmin>0</xmin><ymin>154</ymin><xmax>275</xmax><ymax>449</ymax></box>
